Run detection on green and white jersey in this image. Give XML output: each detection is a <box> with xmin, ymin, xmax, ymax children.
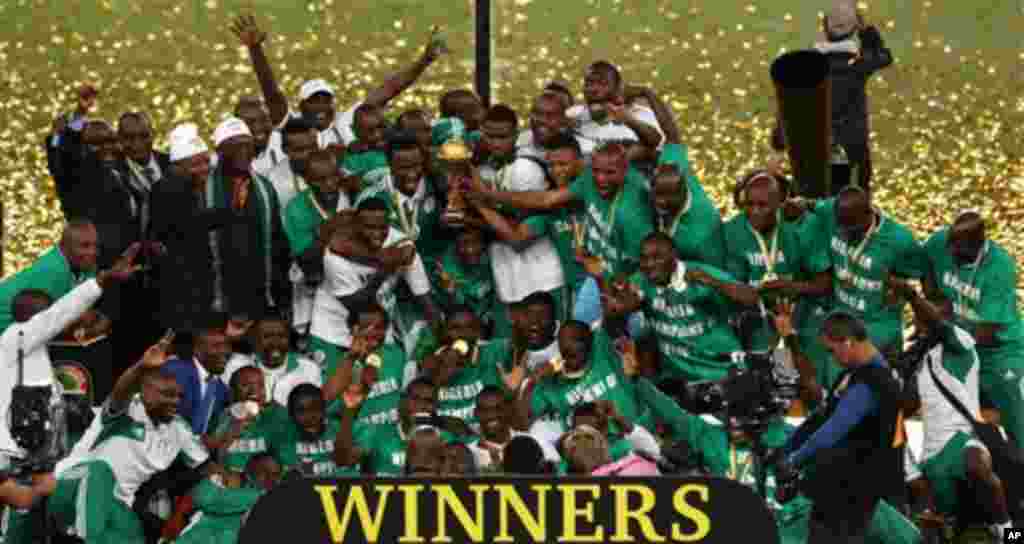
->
<box><xmin>176</xmin><ymin>476</ymin><xmax>263</xmax><ymax>544</ymax></box>
<box><xmin>808</xmin><ymin>199</ymin><xmax>927</xmax><ymax>350</ymax></box>
<box><xmin>83</xmin><ymin>397</ymin><xmax>209</xmax><ymax>506</ymax></box>
<box><xmin>324</xmin><ymin>343</ymin><xmax>415</xmax><ymax>426</ymax></box>
<box><xmin>656</xmin><ymin>144</ymin><xmax>725</xmax><ymax>268</ymax></box>
<box><xmin>628</xmin><ymin>261</ymin><xmax>743</xmax><ymax>382</ymax></box>
<box><xmin>435</xmin><ymin>340</ymin><xmax>510</xmax><ymax>427</ymax></box>
<box><xmin>530</xmin><ymin>330</ymin><xmax>644</xmax><ymax>429</ymax></box>
<box><xmin>264</xmin><ymin>159</ymin><xmax>308</xmax><ymax>220</ymax></box>
<box><xmin>924</xmin><ymin>230</ymin><xmax>1024</xmax><ymax>369</ymax></box>
<box><xmin>568</xmin><ymin>167</ymin><xmax>654</xmax><ymax>280</ymax></box>
<box><xmin>271</xmin><ymin>418</ymin><xmax>355</xmax><ymax>477</ymax></box>
<box><xmin>355</xmin><ymin>175</ymin><xmax>443</xmax><ymax>259</ymax></box>
<box><xmin>544</xmin><ymin>205</ymin><xmax>588</xmax><ymax>293</ymax></box>
<box><xmin>213</xmin><ymin>403</ymin><xmax>288</xmax><ymax>474</ymax></box>
<box><xmin>224</xmin><ymin>352</ymin><xmax>322</xmax><ymax>408</ymax></box>
<box><xmin>310</xmin><ymin>227</ymin><xmax>431</xmax><ymax>348</ymax></box>
<box><xmin>917</xmin><ymin>322</ymin><xmax>981</xmax><ymax>461</ymax></box>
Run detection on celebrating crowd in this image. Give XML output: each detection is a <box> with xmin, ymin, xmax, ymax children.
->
<box><xmin>0</xmin><ymin>2</ymin><xmax>1021</xmax><ymax>543</ymax></box>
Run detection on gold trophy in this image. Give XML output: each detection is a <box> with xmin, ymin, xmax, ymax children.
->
<box><xmin>438</xmin><ymin>137</ymin><xmax>474</xmax><ymax>228</ymax></box>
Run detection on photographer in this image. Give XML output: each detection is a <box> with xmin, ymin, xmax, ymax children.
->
<box><xmin>887</xmin><ymin>277</ymin><xmax>1014</xmax><ymax>538</ymax></box>
<box><xmin>778</xmin><ymin>311</ymin><xmax>905</xmax><ymax>543</ymax></box>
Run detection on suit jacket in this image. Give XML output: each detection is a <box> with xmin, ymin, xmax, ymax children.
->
<box><xmin>163</xmin><ymin>357</ymin><xmax>230</xmax><ymax>435</ymax></box>
<box><xmin>149</xmin><ymin>170</ymin><xmax>291</xmax><ymax>327</ymax></box>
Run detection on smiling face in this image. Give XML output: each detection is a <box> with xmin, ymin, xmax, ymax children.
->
<box><xmin>283</xmin><ymin>129</ymin><xmax>318</xmax><ymax>176</ymax></box>
<box><xmin>355</xmin><ymin>108</ymin><xmax>386</xmax><ymax>148</ymax></box>
<box><xmin>475</xmin><ymin>390</ymin><xmax>508</xmax><ymax>441</ymax></box>
<box><xmin>254</xmin><ymin>320</ymin><xmax>289</xmax><ymax>369</ymax></box>
<box><xmin>835</xmin><ymin>191</ymin><xmax>874</xmax><ymax>244</ymax></box>
<box><xmin>305</xmin><ymin>154</ymin><xmax>342</xmax><ymax>197</ymax></box>
<box><xmin>481</xmin><ymin>119</ymin><xmax>518</xmax><ymax>159</ymax></box>
<box><xmin>233</xmin><ymin>367</ymin><xmax>266</xmax><ymax>405</ymax></box>
<box><xmin>639</xmin><ymin>237</ymin><xmax>676</xmax><ymax>286</ymax></box>
<box><xmin>236</xmin><ymin>105</ymin><xmax>271</xmax><ymax>152</ymax></box>
<box><xmin>744</xmin><ymin>176</ymin><xmax>782</xmax><ymax>233</ymax></box>
<box><xmin>530</xmin><ymin>94</ymin><xmax>568</xmax><ymax>148</ymax></box>
<box><xmin>141</xmin><ymin>372</ymin><xmax>182</xmax><ymax>425</ymax></box>
<box><xmin>354</xmin><ymin>309</ymin><xmax>389</xmax><ymax>353</ymax></box>
<box><xmin>651</xmin><ymin>169</ymin><xmax>686</xmax><ymax>218</ymax></box>
<box><xmin>547</xmin><ymin>147</ymin><xmax>583</xmax><ymax>186</ymax></box>
<box><xmin>359</xmin><ymin>208</ymin><xmax>390</xmax><ymax>250</ymax></box>
<box><xmin>292</xmin><ymin>393</ymin><xmax>326</xmax><ymax>439</ymax></box>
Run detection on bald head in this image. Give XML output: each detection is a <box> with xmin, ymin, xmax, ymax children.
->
<box><xmin>60</xmin><ymin>219</ymin><xmax>99</xmax><ymax>272</ymax></box>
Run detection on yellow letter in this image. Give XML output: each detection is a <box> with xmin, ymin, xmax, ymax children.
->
<box><xmin>494</xmin><ymin>484</ymin><xmax>550</xmax><ymax>542</ymax></box>
<box><xmin>398</xmin><ymin>484</ymin><xmax>425</xmax><ymax>543</ymax></box>
<box><xmin>432</xmin><ymin>484</ymin><xmax>488</xmax><ymax>543</ymax></box>
<box><xmin>671</xmin><ymin>484</ymin><xmax>711</xmax><ymax>542</ymax></box>
<box><xmin>558</xmin><ymin>485</ymin><xmax>604</xmax><ymax>543</ymax></box>
<box><xmin>610</xmin><ymin>484</ymin><xmax>665</xmax><ymax>542</ymax></box>
<box><xmin>315</xmin><ymin>485</ymin><xmax>393</xmax><ymax>543</ymax></box>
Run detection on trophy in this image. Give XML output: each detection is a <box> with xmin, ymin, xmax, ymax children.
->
<box><xmin>437</xmin><ymin>137</ymin><xmax>475</xmax><ymax>228</ymax></box>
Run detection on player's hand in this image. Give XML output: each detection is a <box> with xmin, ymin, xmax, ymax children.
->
<box><xmin>772</xmin><ymin>300</ymin><xmax>797</xmax><ymax>337</ymax></box>
<box><xmin>231</xmin><ymin>14</ymin><xmax>267</xmax><ymax>48</ymax></box>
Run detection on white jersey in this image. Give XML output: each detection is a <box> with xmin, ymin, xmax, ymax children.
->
<box><xmin>0</xmin><ymin>280</ymin><xmax>102</xmax><ymax>458</ymax></box>
<box><xmin>223</xmin><ymin>352</ymin><xmax>322</xmax><ymax>407</ymax></box>
<box><xmin>70</xmin><ymin>397</ymin><xmax>209</xmax><ymax>506</ymax></box>
<box><xmin>917</xmin><ymin>324</ymin><xmax>981</xmax><ymax>462</ymax></box>
<box><xmin>467</xmin><ymin>430</ymin><xmax>562</xmax><ymax>470</ymax></box>
<box><xmin>309</xmin><ymin>228</ymin><xmax>431</xmax><ymax>348</ymax></box>
<box><xmin>251</xmin><ymin>130</ymin><xmax>286</xmax><ymax>178</ymax></box>
<box><xmin>565</xmin><ymin>104</ymin><xmax>664</xmax><ymax>157</ymax></box>
<box><xmin>287</xmin><ymin>102</ymin><xmax>363</xmax><ymax>148</ymax></box>
<box><xmin>264</xmin><ymin>159</ymin><xmax>305</xmax><ymax>219</ymax></box>
<box><xmin>481</xmin><ymin>158</ymin><xmax>565</xmax><ymax>304</ymax></box>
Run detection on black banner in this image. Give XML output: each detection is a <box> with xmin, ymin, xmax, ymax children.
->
<box><xmin>238</xmin><ymin>476</ymin><xmax>779</xmax><ymax>544</ymax></box>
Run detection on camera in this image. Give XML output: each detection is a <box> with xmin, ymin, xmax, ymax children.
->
<box><xmin>679</xmin><ymin>350</ymin><xmax>801</xmax><ymax>430</ymax></box>
<box><xmin>7</xmin><ymin>386</ymin><xmax>86</xmax><ymax>477</ymax></box>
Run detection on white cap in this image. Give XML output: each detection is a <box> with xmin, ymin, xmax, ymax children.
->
<box><xmin>299</xmin><ymin>79</ymin><xmax>335</xmax><ymax>101</ymax></box>
<box><xmin>213</xmin><ymin>117</ymin><xmax>252</xmax><ymax>147</ymax></box>
<box><xmin>168</xmin><ymin>123</ymin><xmax>209</xmax><ymax>162</ymax></box>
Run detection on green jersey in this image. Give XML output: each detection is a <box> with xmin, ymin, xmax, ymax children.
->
<box><xmin>435</xmin><ymin>245</ymin><xmax>500</xmax><ymax>326</ymax></box>
<box><xmin>176</xmin><ymin>477</ymin><xmax>263</xmax><ymax>544</ymax></box>
<box><xmin>436</xmin><ymin>339</ymin><xmax>509</xmax><ymax>426</ymax></box>
<box><xmin>924</xmin><ymin>230</ymin><xmax>1023</xmax><ymax>368</ymax></box>
<box><xmin>629</xmin><ymin>261</ymin><xmax>743</xmax><ymax>382</ymax></box>
<box><xmin>324</xmin><ymin>344</ymin><xmax>413</xmax><ymax>426</ymax></box>
<box><xmin>282</xmin><ymin>188</ymin><xmax>338</xmax><ymax>257</ymax></box>
<box><xmin>0</xmin><ymin>246</ymin><xmax>94</xmax><ymax>334</ymax></box>
<box><xmin>657</xmin><ymin>144</ymin><xmax>725</xmax><ymax>268</ymax></box>
<box><xmin>542</xmin><ymin>205</ymin><xmax>588</xmax><ymax>293</ymax></box>
<box><xmin>809</xmin><ymin>199</ymin><xmax>927</xmax><ymax>350</ymax></box>
<box><xmin>271</xmin><ymin>417</ymin><xmax>355</xmax><ymax>477</ymax></box>
<box><xmin>530</xmin><ymin>330</ymin><xmax>644</xmax><ymax>429</ymax></box>
<box><xmin>341</xmin><ymin>148</ymin><xmax>390</xmax><ymax>190</ymax></box>
<box><xmin>568</xmin><ymin>167</ymin><xmax>654</xmax><ymax>280</ymax></box>
<box><xmin>353</xmin><ymin>423</ymin><xmax>458</xmax><ymax>477</ymax></box>
<box><xmin>722</xmin><ymin>213</ymin><xmax>831</xmax><ymax>350</ymax></box>
<box><xmin>214</xmin><ymin>403</ymin><xmax>288</xmax><ymax>473</ymax></box>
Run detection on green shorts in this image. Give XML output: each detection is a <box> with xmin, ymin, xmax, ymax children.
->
<box><xmin>920</xmin><ymin>431</ymin><xmax>986</xmax><ymax>515</ymax></box>
<box><xmin>979</xmin><ymin>358</ymin><xmax>1024</xmax><ymax>446</ymax></box>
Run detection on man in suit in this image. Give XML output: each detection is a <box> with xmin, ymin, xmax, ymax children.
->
<box><xmin>163</xmin><ymin>321</ymin><xmax>233</xmax><ymax>436</ymax></box>
<box><xmin>44</xmin><ymin>83</ymin><xmax>98</xmax><ymax>216</ymax></box>
<box><xmin>118</xmin><ymin>111</ymin><xmax>172</xmax><ymax>237</ymax></box>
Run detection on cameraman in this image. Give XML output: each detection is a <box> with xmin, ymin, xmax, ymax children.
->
<box><xmin>888</xmin><ymin>278</ymin><xmax>1013</xmax><ymax>538</ymax></box>
<box><xmin>778</xmin><ymin>311</ymin><xmax>904</xmax><ymax>543</ymax></box>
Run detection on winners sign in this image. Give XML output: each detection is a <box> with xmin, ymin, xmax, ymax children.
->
<box><xmin>238</xmin><ymin>477</ymin><xmax>779</xmax><ymax>544</ymax></box>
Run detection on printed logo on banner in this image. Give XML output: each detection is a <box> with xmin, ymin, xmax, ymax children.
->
<box><xmin>238</xmin><ymin>477</ymin><xmax>779</xmax><ymax>544</ymax></box>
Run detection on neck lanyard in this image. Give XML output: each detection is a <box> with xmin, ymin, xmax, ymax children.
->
<box><xmin>748</xmin><ymin>211</ymin><xmax>781</xmax><ymax>279</ymax></box>
<box><xmin>729</xmin><ymin>443</ymin><xmax>754</xmax><ymax>482</ymax></box>
<box><xmin>839</xmin><ymin>212</ymin><xmax>880</xmax><ymax>284</ymax></box>
<box><xmin>308</xmin><ymin>187</ymin><xmax>330</xmax><ymax>221</ymax></box>
<box><xmin>392</xmin><ymin>178</ymin><xmax>420</xmax><ymax>239</ymax></box>
<box><xmin>956</xmin><ymin>241</ymin><xmax>989</xmax><ymax>311</ymax></box>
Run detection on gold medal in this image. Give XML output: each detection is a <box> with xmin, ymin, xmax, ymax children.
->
<box><xmin>365</xmin><ymin>353</ymin><xmax>382</xmax><ymax>368</ymax></box>
<box><xmin>452</xmin><ymin>339</ymin><xmax>470</xmax><ymax>355</ymax></box>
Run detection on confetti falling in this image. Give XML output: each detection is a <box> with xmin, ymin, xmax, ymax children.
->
<box><xmin>0</xmin><ymin>0</ymin><xmax>1022</xmax><ymax>300</ymax></box>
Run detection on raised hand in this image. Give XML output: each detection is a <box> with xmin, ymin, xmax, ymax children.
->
<box><xmin>76</xmin><ymin>83</ymin><xmax>98</xmax><ymax>116</ymax></box>
<box><xmin>98</xmin><ymin>242</ymin><xmax>144</xmax><ymax>288</ymax></box>
<box><xmin>139</xmin><ymin>331</ymin><xmax>175</xmax><ymax>369</ymax></box>
<box><xmin>501</xmin><ymin>362</ymin><xmax>526</xmax><ymax>392</ymax></box>
<box><xmin>231</xmin><ymin>15</ymin><xmax>266</xmax><ymax>48</ymax></box>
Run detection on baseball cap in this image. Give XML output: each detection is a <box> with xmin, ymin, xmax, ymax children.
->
<box><xmin>299</xmin><ymin>79</ymin><xmax>336</xmax><ymax>101</ymax></box>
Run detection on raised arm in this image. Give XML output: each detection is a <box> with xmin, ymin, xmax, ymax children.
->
<box><xmin>628</xmin><ymin>86</ymin><xmax>680</xmax><ymax>145</ymax></box>
<box><xmin>362</xmin><ymin>28</ymin><xmax>443</xmax><ymax>108</ymax></box>
<box><xmin>333</xmin><ymin>394</ymin><xmax>367</xmax><ymax>468</ymax></box>
<box><xmin>686</xmin><ymin>267</ymin><xmax>760</xmax><ymax>308</ymax></box>
<box><xmin>232</xmin><ymin>15</ymin><xmax>289</xmax><ymax>127</ymax></box>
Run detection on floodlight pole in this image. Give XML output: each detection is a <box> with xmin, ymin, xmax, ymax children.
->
<box><xmin>474</xmin><ymin>0</ymin><xmax>492</xmax><ymax>107</ymax></box>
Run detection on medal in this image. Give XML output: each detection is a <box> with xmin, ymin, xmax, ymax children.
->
<box><xmin>841</xmin><ymin>213</ymin><xmax>881</xmax><ymax>289</ymax></box>
<box><xmin>749</xmin><ymin>211</ymin><xmax>781</xmax><ymax>284</ymax></box>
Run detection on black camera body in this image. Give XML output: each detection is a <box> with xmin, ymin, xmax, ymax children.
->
<box><xmin>7</xmin><ymin>385</ymin><xmax>81</xmax><ymax>477</ymax></box>
<box><xmin>680</xmin><ymin>350</ymin><xmax>801</xmax><ymax>429</ymax></box>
